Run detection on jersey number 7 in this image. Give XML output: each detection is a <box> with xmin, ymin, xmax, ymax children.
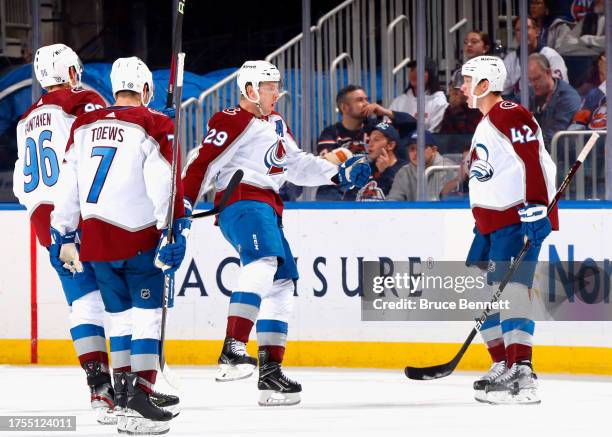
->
<box><xmin>86</xmin><ymin>146</ymin><xmax>117</xmax><ymax>203</ymax></box>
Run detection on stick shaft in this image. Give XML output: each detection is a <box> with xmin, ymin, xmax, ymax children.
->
<box><xmin>166</xmin><ymin>0</ymin><xmax>186</xmax><ymax>108</ymax></box>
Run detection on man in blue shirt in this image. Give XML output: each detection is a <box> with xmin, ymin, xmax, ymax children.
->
<box><xmin>527</xmin><ymin>53</ymin><xmax>581</xmax><ymax>147</ymax></box>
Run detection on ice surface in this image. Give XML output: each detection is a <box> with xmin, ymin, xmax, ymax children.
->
<box><xmin>0</xmin><ymin>365</ymin><xmax>609</xmax><ymax>437</ymax></box>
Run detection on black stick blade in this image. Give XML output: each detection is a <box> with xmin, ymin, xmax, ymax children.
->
<box><xmin>190</xmin><ymin>169</ymin><xmax>244</xmax><ymax>219</ymax></box>
<box><xmin>217</xmin><ymin>169</ymin><xmax>244</xmax><ymax>209</ymax></box>
<box><xmin>404</xmin><ymin>362</ymin><xmax>455</xmax><ymax>380</ymax></box>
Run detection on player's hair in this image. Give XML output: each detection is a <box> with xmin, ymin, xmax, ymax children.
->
<box><xmin>336</xmin><ymin>84</ymin><xmax>365</xmax><ymax>110</ymax></box>
<box><xmin>115</xmin><ymin>90</ymin><xmax>141</xmax><ymax>99</ymax></box>
<box><xmin>528</xmin><ymin>53</ymin><xmax>551</xmax><ymax>71</ymax></box>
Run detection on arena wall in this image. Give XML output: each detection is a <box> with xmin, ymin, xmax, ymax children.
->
<box><xmin>1</xmin><ymin>202</ymin><xmax>611</xmax><ymax>374</ymax></box>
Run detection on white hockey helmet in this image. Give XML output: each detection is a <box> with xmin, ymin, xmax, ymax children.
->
<box><xmin>110</xmin><ymin>56</ymin><xmax>154</xmax><ymax>106</ymax></box>
<box><xmin>461</xmin><ymin>55</ymin><xmax>507</xmax><ymax>107</ymax></box>
<box><xmin>236</xmin><ymin>60</ymin><xmax>281</xmax><ymax>104</ymax></box>
<box><xmin>34</xmin><ymin>44</ymin><xmax>83</xmax><ymax>88</ymax></box>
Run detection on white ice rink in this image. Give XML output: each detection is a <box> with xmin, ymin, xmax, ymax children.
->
<box><xmin>0</xmin><ymin>365</ymin><xmax>609</xmax><ymax>437</ymax></box>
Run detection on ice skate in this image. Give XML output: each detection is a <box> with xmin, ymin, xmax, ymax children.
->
<box><xmin>84</xmin><ymin>360</ymin><xmax>116</xmax><ymax>425</ymax></box>
<box><xmin>123</xmin><ymin>372</ymin><xmax>173</xmax><ymax>435</ymax></box>
<box><xmin>473</xmin><ymin>361</ymin><xmax>506</xmax><ymax>403</ymax></box>
<box><xmin>257</xmin><ymin>350</ymin><xmax>301</xmax><ymax>406</ymax></box>
<box><xmin>113</xmin><ymin>372</ymin><xmax>128</xmax><ymax>433</ymax></box>
<box><xmin>150</xmin><ymin>390</ymin><xmax>180</xmax><ymax>417</ymax></box>
<box><xmin>216</xmin><ymin>337</ymin><xmax>257</xmax><ymax>382</ymax></box>
<box><xmin>485</xmin><ymin>361</ymin><xmax>541</xmax><ymax>405</ymax></box>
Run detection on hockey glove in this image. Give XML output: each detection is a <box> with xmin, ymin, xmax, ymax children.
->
<box><xmin>518</xmin><ymin>204</ymin><xmax>551</xmax><ymax>247</ymax></box>
<box><xmin>155</xmin><ymin>217</ymin><xmax>191</xmax><ymax>274</ymax></box>
<box><xmin>337</xmin><ymin>155</ymin><xmax>371</xmax><ymax>191</ymax></box>
<box><xmin>50</xmin><ymin>227</ymin><xmax>84</xmax><ymax>275</ymax></box>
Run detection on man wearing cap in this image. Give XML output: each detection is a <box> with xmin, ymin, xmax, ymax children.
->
<box><xmin>367</xmin><ymin>122</ymin><xmax>407</xmax><ymax>195</ymax></box>
<box><xmin>387</xmin><ymin>131</ymin><xmax>456</xmax><ymax>201</ymax></box>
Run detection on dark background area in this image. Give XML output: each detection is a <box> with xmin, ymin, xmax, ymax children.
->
<box><xmin>94</xmin><ymin>0</ymin><xmax>345</xmax><ymax>73</ymax></box>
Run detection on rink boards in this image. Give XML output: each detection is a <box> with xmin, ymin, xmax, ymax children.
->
<box><xmin>1</xmin><ymin>201</ymin><xmax>612</xmax><ymax>374</ymax></box>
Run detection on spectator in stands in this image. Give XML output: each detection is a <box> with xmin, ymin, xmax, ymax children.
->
<box><xmin>439</xmin><ymin>77</ymin><xmax>482</xmax><ymax>134</ymax></box>
<box><xmin>558</xmin><ymin>0</ymin><xmax>605</xmax><ymax>56</ymax></box>
<box><xmin>314</xmin><ymin>85</ymin><xmax>417</xmax><ymax>201</ymax></box>
<box><xmin>367</xmin><ymin>122</ymin><xmax>407</xmax><ymax>195</ymax></box>
<box><xmin>317</xmin><ymin>85</ymin><xmax>373</xmax><ymax>156</ymax></box>
<box><xmin>570</xmin><ymin>53</ymin><xmax>607</xmax><ymax>130</ymax></box>
<box><xmin>317</xmin><ymin>84</ymin><xmax>418</xmax><ymax>156</ymax></box>
<box><xmin>451</xmin><ymin>31</ymin><xmax>491</xmax><ymax>86</ymax></box>
<box><xmin>389</xmin><ymin>58</ymin><xmax>448</xmax><ymax>132</ymax></box>
<box><xmin>387</xmin><ymin>130</ymin><xmax>456</xmax><ymax>201</ymax></box>
<box><xmin>361</xmin><ymin>101</ymin><xmax>418</xmax><ymax>142</ymax></box>
<box><xmin>528</xmin><ymin>53</ymin><xmax>581</xmax><ymax>146</ymax></box>
<box><xmin>530</xmin><ymin>0</ymin><xmax>573</xmax><ymax>51</ymax></box>
<box><xmin>440</xmin><ymin>146</ymin><xmax>470</xmax><ymax>200</ymax></box>
<box><xmin>503</xmin><ymin>16</ymin><xmax>568</xmax><ymax>96</ymax></box>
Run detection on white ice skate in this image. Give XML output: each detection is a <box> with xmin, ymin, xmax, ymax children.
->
<box><xmin>91</xmin><ymin>382</ymin><xmax>117</xmax><ymax>424</ymax></box>
<box><xmin>473</xmin><ymin>361</ymin><xmax>506</xmax><ymax>403</ymax></box>
<box><xmin>124</xmin><ymin>410</ymin><xmax>171</xmax><ymax>435</ymax></box>
<box><xmin>484</xmin><ymin>361</ymin><xmax>541</xmax><ymax>405</ymax></box>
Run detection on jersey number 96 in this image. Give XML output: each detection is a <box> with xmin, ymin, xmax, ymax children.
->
<box><xmin>23</xmin><ymin>130</ymin><xmax>59</xmax><ymax>193</ymax></box>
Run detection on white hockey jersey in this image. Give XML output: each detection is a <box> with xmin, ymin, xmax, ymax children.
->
<box><xmin>13</xmin><ymin>88</ymin><xmax>105</xmax><ymax>247</ymax></box>
<box><xmin>468</xmin><ymin>100</ymin><xmax>558</xmax><ymax>235</ymax></box>
<box><xmin>182</xmin><ymin>107</ymin><xmax>338</xmax><ymax>215</ymax></box>
<box><xmin>50</xmin><ymin>106</ymin><xmax>184</xmax><ymax>261</ymax></box>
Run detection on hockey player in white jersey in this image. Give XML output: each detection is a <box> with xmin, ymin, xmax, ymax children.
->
<box><xmin>182</xmin><ymin>60</ymin><xmax>370</xmax><ymax>406</ymax></box>
<box><xmin>12</xmin><ymin>44</ymin><xmax>117</xmax><ymax>424</ymax></box>
<box><xmin>460</xmin><ymin>56</ymin><xmax>558</xmax><ymax>404</ymax></box>
<box><xmin>50</xmin><ymin>56</ymin><xmax>185</xmax><ymax>434</ymax></box>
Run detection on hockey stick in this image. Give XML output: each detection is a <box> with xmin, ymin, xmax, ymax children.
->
<box><xmin>157</xmin><ymin>0</ymin><xmax>187</xmax><ymax>383</ymax></box>
<box><xmin>404</xmin><ymin>132</ymin><xmax>599</xmax><ymax>381</ymax></box>
<box><xmin>190</xmin><ymin>169</ymin><xmax>244</xmax><ymax>220</ymax></box>
<box><xmin>159</xmin><ymin>51</ymin><xmax>185</xmax><ymax>371</ymax></box>
<box><xmin>166</xmin><ymin>0</ymin><xmax>186</xmax><ymax>108</ymax></box>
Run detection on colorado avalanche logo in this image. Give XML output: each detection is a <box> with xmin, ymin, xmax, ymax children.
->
<box><xmin>469</xmin><ymin>143</ymin><xmax>494</xmax><ymax>182</ymax></box>
<box><xmin>264</xmin><ymin>139</ymin><xmax>287</xmax><ymax>175</ymax></box>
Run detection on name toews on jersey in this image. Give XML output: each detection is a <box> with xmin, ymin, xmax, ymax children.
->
<box><xmin>182</xmin><ymin>107</ymin><xmax>337</xmax><ymax>216</ymax></box>
<box><xmin>13</xmin><ymin>88</ymin><xmax>105</xmax><ymax>247</ymax></box>
<box><xmin>50</xmin><ymin>106</ymin><xmax>184</xmax><ymax>261</ymax></box>
<box><xmin>468</xmin><ymin>100</ymin><xmax>558</xmax><ymax>234</ymax></box>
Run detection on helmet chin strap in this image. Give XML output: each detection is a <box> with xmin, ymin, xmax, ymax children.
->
<box><xmin>470</xmin><ymin>79</ymin><xmax>491</xmax><ymax>108</ymax></box>
<box><xmin>244</xmin><ymin>85</ymin><xmax>267</xmax><ymax>116</ymax></box>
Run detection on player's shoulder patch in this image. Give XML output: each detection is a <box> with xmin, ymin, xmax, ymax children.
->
<box><xmin>499</xmin><ymin>101</ymin><xmax>518</xmax><ymax>110</ymax></box>
<box><xmin>210</xmin><ymin>107</ymin><xmax>251</xmax><ymax>129</ymax></box>
<box><xmin>489</xmin><ymin>100</ymin><xmax>531</xmax><ymax>127</ymax></box>
<box><xmin>146</xmin><ymin>107</ymin><xmax>169</xmax><ymax>118</ymax></box>
<box><xmin>221</xmin><ymin>107</ymin><xmax>241</xmax><ymax>116</ymax></box>
<box><xmin>66</xmin><ymin>88</ymin><xmax>105</xmax><ymax>115</ymax></box>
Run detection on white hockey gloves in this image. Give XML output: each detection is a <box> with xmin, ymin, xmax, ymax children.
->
<box><xmin>49</xmin><ymin>227</ymin><xmax>84</xmax><ymax>275</ymax></box>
